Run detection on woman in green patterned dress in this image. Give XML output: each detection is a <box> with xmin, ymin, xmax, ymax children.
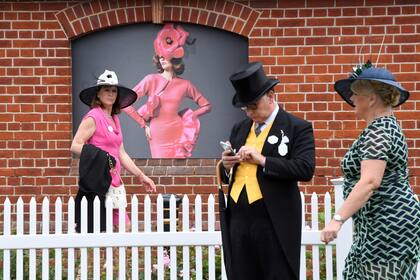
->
<box><xmin>320</xmin><ymin>63</ymin><xmax>420</xmax><ymax>280</ymax></box>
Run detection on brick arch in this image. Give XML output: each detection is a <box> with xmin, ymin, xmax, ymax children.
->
<box><xmin>55</xmin><ymin>0</ymin><xmax>261</xmax><ymax>40</ymax></box>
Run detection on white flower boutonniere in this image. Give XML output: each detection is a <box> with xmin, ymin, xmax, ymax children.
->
<box><xmin>278</xmin><ymin>130</ymin><xmax>289</xmax><ymax>156</ymax></box>
<box><xmin>267</xmin><ymin>135</ymin><xmax>278</xmax><ymax>144</ymax></box>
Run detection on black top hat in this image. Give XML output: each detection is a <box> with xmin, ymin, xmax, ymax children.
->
<box><xmin>79</xmin><ymin>70</ymin><xmax>137</xmax><ymax>109</ymax></box>
<box><xmin>334</xmin><ymin>62</ymin><xmax>409</xmax><ymax>107</ymax></box>
<box><xmin>230</xmin><ymin>62</ymin><xmax>279</xmax><ymax>108</ymax></box>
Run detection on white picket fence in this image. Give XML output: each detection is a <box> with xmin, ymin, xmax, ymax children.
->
<box><xmin>1</xmin><ymin>178</ymin><xmax>350</xmax><ymax>280</ymax></box>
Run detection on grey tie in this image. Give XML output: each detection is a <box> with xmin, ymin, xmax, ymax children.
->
<box><xmin>255</xmin><ymin>122</ymin><xmax>264</xmax><ymax>136</ymax></box>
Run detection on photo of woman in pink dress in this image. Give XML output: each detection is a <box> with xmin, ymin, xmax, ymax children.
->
<box><xmin>123</xmin><ymin>24</ymin><xmax>212</xmax><ymax>158</ymax></box>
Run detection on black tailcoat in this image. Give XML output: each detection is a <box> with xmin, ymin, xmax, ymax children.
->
<box><xmin>221</xmin><ymin>108</ymin><xmax>315</xmax><ymax>279</ymax></box>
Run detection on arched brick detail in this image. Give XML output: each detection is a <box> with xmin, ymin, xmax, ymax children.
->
<box><xmin>162</xmin><ymin>1</ymin><xmax>261</xmax><ymax>37</ymax></box>
<box><xmin>55</xmin><ymin>0</ymin><xmax>260</xmax><ymax>40</ymax></box>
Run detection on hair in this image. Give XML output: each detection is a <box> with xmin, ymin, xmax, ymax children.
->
<box><xmin>350</xmin><ymin>79</ymin><xmax>400</xmax><ymax>107</ymax></box>
<box><xmin>153</xmin><ymin>55</ymin><xmax>185</xmax><ymax>76</ymax></box>
<box><xmin>90</xmin><ymin>85</ymin><xmax>121</xmax><ymax>115</ymax></box>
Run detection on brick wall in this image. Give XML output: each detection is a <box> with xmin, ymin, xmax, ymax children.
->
<box><xmin>1</xmin><ymin>0</ymin><xmax>419</xmax><ymax>207</ymax></box>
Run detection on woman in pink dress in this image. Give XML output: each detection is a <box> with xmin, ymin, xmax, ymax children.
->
<box><xmin>71</xmin><ymin>69</ymin><xmax>156</xmax><ymax>232</ymax></box>
<box><xmin>124</xmin><ymin>24</ymin><xmax>212</xmax><ymax>158</ymax></box>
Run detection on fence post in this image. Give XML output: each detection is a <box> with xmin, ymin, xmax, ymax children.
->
<box><xmin>331</xmin><ymin>178</ymin><xmax>352</xmax><ymax>280</ymax></box>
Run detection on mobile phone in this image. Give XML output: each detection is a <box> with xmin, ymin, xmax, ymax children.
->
<box><xmin>220</xmin><ymin>141</ymin><xmax>235</xmax><ymax>155</ymax></box>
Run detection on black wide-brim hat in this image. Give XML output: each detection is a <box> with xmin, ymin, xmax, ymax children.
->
<box><xmin>230</xmin><ymin>62</ymin><xmax>279</xmax><ymax>108</ymax></box>
<box><xmin>79</xmin><ymin>70</ymin><xmax>137</xmax><ymax>109</ymax></box>
<box><xmin>334</xmin><ymin>67</ymin><xmax>409</xmax><ymax>107</ymax></box>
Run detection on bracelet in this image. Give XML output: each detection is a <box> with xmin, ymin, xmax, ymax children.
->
<box><xmin>333</xmin><ymin>214</ymin><xmax>345</xmax><ymax>224</ymax></box>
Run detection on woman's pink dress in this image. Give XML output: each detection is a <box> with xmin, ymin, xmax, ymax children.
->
<box><xmin>124</xmin><ymin>74</ymin><xmax>211</xmax><ymax>158</ymax></box>
<box><xmin>84</xmin><ymin>107</ymin><xmax>129</xmax><ymax>225</ymax></box>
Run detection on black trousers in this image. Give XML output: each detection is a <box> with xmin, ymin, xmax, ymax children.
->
<box><xmin>228</xmin><ymin>190</ymin><xmax>295</xmax><ymax>280</ymax></box>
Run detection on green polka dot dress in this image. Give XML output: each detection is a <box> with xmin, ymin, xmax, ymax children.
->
<box><xmin>341</xmin><ymin>116</ymin><xmax>420</xmax><ymax>280</ymax></box>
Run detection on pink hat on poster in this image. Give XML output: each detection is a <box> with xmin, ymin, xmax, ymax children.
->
<box><xmin>154</xmin><ymin>24</ymin><xmax>189</xmax><ymax>59</ymax></box>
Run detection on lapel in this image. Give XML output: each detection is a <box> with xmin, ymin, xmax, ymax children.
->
<box><xmin>233</xmin><ymin>119</ymin><xmax>253</xmax><ymax>150</ymax></box>
<box><xmin>261</xmin><ymin>107</ymin><xmax>289</xmax><ymax>156</ymax></box>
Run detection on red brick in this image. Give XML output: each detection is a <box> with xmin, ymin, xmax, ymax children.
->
<box><xmin>12</xmin><ymin>21</ymin><xmax>39</xmax><ymax>29</ymax></box>
<box><xmin>395</xmin><ymin>35</ymin><xmax>420</xmax><ymax>44</ymax></box>
<box><xmin>223</xmin><ymin>2</ymin><xmax>234</xmax><ymax>15</ymax></box>
<box><xmin>72</xmin><ymin>20</ymin><xmax>83</xmax><ymax>36</ymax></box>
<box><xmin>372</xmin><ymin>7</ymin><xmax>386</xmax><ymax>15</ymax></box>
<box><xmin>305</xmin><ymin>37</ymin><xmax>333</xmax><ymax>45</ymax></box>
<box><xmin>207</xmin><ymin>12</ymin><xmax>217</xmax><ymax>27</ymax></box>
<box><xmin>135</xmin><ymin>7</ymin><xmax>145</xmax><ymax>22</ymax></box>
<box><xmin>366</xmin><ymin>17</ymin><xmax>393</xmax><ymax>25</ymax></box>
<box><xmin>172</xmin><ymin>7</ymin><xmax>182</xmax><ymax>21</ymax></box>
<box><xmin>190</xmin><ymin>8</ymin><xmax>199</xmax><ymax>23</ymax></box>
<box><xmin>307</xmin><ymin>0</ymin><xmax>334</xmax><ymax>7</ymax></box>
<box><xmin>205</xmin><ymin>0</ymin><xmax>216</xmax><ymax>11</ymax></box>
<box><xmin>80</xmin><ymin>17</ymin><xmax>92</xmax><ymax>33</ymax></box>
<box><xmin>41</xmin><ymin>40</ymin><xmax>69</xmax><ymax>48</ymax></box>
<box><xmin>306</xmin><ymin>18</ymin><xmax>334</xmax><ymax>26</ymax></box>
<box><xmin>107</xmin><ymin>10</ymin><xmax>118</xmax><ymax>26</ymax></box>
<box><xmin>180</xmin><ymin>7</ymin><xmax>189</xmax><ymax>22</ymax></box>
<box><xmin>336</xmin><ymin>17</ymin><xmax>360</xmax><ymax>26</ymax></box>
<box><xmin>343</xmin><ymin>8</ymin><xmax>357</xmax><ymax>16</ymax></box>
<box><xmin>402</xmin><ymin>5</ymin><xmax>416</xmax><ymax>14</ymax></box>
<box><xmin>313</xmin><ymin>9</ymin><xmax>327</xmax><ymax>17</ymax></box>
<box><xmin>232</xmin><ymin>3</ymin><xmax>243</xmax><ymax>17</ymax></box>
<box><xmin>325</xmin><ymin>8</ymin><xmax>340</xmax><ymax>17</ymax></box>
<box><xmin>277</xmin><ymin>18</ymin><xmax>305</xmax><ymax>27</ymax></box>
<box><xmin>242</xmin><ymin>11</ymin><xmax>259</xmax><ymax>36</ymax></box>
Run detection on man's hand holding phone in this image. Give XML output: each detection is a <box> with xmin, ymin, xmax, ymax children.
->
<box><xmin>220</xmin><ymin>141</ymin><xmax>241</xmax><ymax>170</ymax></box>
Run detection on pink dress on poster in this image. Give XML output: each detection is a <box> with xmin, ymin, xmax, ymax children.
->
<box><xmin>124</xmin><ymin>73</ymin><xmax>211</xmax><ymax>158</ymax></box>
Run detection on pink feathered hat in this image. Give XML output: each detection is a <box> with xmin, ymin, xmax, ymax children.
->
<box><xmin>154</xmin><ymin>24</ymin><xmax>189</xmax><ymax>59</ymax></box>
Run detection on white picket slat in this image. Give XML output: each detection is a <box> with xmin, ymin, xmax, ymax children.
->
<box><xmin>93</xmin><ymin>196</ymin><xmax>101</xmax><ymax>280</ymax></box>
<box><xmin>144</xmin><ymin>195</ymin><xmax>152</xmax><ymax>280</ymax></box>
<box><xmin>156</xmin><ymin>194</ymin><xmax>164</xmax><ymax>280</ymax></box>
<box><xmin>67</xmin><ymin>197</ymin><xmax>75</xmax><ymax>280</ymax></box>
<box><xmin>3</xmin><ymin>198</ymin><xmax>11</xmax><ymax>280</ymax></box>
<box><xmin>105</xmin><ymin>197</ymin><xmax>113</xmax><ymax>280</ymax></box>
<box><xmin>182</xmin><ymin>195</ymin><xmax>190</xmax><ymax>280</ymax></box>
<box><xmin>166</xmin><ymin>195</ymin><xmax>175</xmax><ymax>279</ymax></box>
<box><xmin>324</xmin><ymin>193</ymin><xmax>334</xmax><ymax>280</ymax></box>
<box><xmin>311</xmin><ymin>193</ymin><xmax>320</xmax><ymax>280</ymax></box>
<box><xmin>16</xmin><ymin>198</ymin><xmax>24</xmax><ymax>280</ymax></box>
<box><xmin>195</xmin><ymin>195</ymin><xmax>203</xmax><ymax>280</ymax></box>
<box><xmin>42</xmin><ymin>197</ymin><xmax>50</xmax><ymax>280</ymax></box>
<box><xmin>29</xmin><ymin>197</ymin><xmax>37</xmax><ymax>280</ymax></box>
<box><xmin>208</xmin><ymin>195</ymin><xmax>216</xmax><ymax>280</ymax></box>
<box><xmin>131</xmin><ymin>195</ymin><xmax>139</xmax><ymax>280</ymax></box>
<box><xmin>80</xmin><ymin>197</ymin><xmax>88</xmax><ymax>280</ymax></box>
<box><xmin>55</xmin><ymin>197</ymin><xmax>63</xmax><ymax>280</ymax></box>
<box><xmin>118</xmin><ymin>200</ymin><xmax>126</xmax><ymax>280</ymax></box>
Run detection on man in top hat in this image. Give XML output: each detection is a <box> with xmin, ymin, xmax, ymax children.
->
<box><xmin>220</xmin><ymin>62</ymin><xmax>315</xmax><ymax>279</ymax></box>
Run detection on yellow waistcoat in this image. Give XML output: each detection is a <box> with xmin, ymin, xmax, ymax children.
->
<box><xmin>230</xmin><ymin>122</ymin><xmax>273</xmax><ymax>204</ymax></box>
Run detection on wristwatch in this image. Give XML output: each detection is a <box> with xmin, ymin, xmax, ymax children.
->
<box><xmin>333</xmin><ymin>214</ymin><xmax>345</xmax><ymax>224</ymax></box>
